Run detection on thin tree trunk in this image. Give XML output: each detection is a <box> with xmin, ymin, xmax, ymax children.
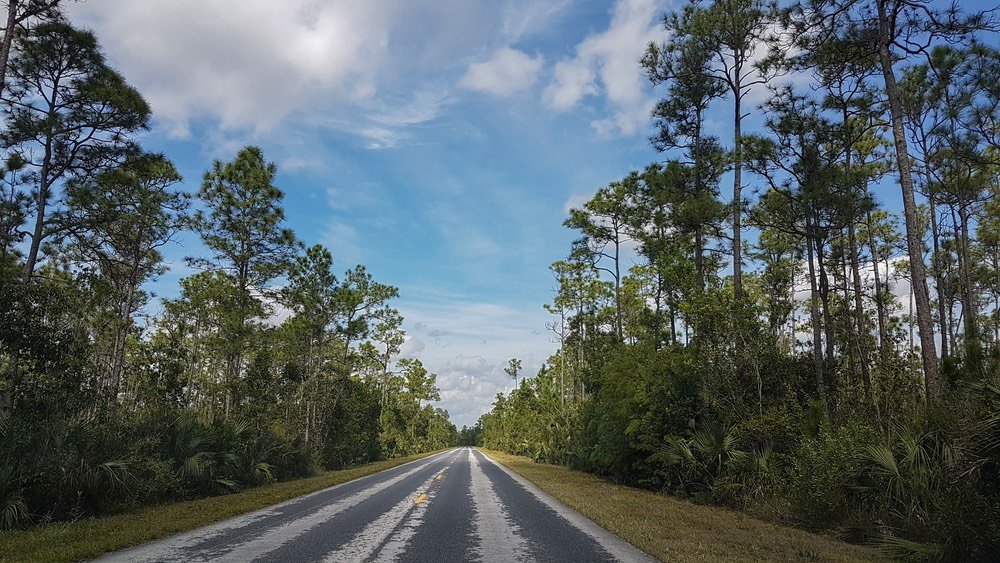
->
<box><xmin>0</xmin><ymin>0</ymin><xmax>19</xmax><ymax>102</ymax></box>
<box><xmin>816</xmin><ymin>236</ymin><xmax>835</xmax><ymax>362</ymax></box>
<box><xmin>958</xmin><ymin>203</ymin><xmax>980</xmax><ymax>373</ymax></box>
<box><xmin>849</xmin><ymin>222</ymin><xmax>874</xmax><ymax>405</ymax></box>
<box><xmin>614</xmin><ymin>232</ymin><xmax>623</xmax><ymax>342</ymax></box>
<box><xmin>928</xmin><ymin>191</ymin><xmax>950</xmax><ymax>360</ymax></box>
<box><xmin>909</xmin><ymin>281</ymin><xmax>915</xmax><ymax>353</ymax></box>
<box><xmin>25</xmin><ymin>140</ymin><xmax>52</xmax><ymax>276</ymax></box>
<box><xmin>732</xmin><ymin>90</ymin><xmax>743</xmax><ymax>296</ymax></box>
<box><xmin>866</xmin><ymin>210</ymin><xmax>889</xmax><ymax>357</ymax></box>
<box><xmin>877</xmin><ymin>1</ymin><xmax>940</xmax><ymax>397</ymax></box>
<box><xmin>694</xmin><ymin>118</ymin><xmax>706</xmax><ymax>292</ymax></box>
<box><xmin>806</xmin><ymin>221</ymin><xmax>827</xmax><ymax>413</ymax></box>
<box><xmin>559</xmin><ymin>309</ymin><xmax>565</xmax><ymax>406</ymax></box>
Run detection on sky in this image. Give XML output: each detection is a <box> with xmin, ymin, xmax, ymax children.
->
<box><xmin>62</xmin><ymin>0</ymin><xmax>994</xmax><ymax>427</ymax></box>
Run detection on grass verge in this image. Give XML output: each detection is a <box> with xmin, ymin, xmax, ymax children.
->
<box><xmin>0</xmin><ymin>450</ymin><xmax>445</xmax><ymax>563</ymax></box>
<box><xmin>482</xmin><ymin>449</ymin><xmax>882</xmax><ymax>562</ymax></box>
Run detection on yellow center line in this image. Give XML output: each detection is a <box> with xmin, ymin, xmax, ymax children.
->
<box><xmin>414</xmin><ymin>493</ymin><xmax>428</xmax><ymax>504</ymax></box>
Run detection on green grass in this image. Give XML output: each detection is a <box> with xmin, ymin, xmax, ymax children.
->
<box><xmin>0</xmin><ymin>450</ymin><xmax>444</xmax><ymax>562</ymax></box>
<box><xmin>482</xmin><ymin>449</ymin><xmax>883</xmax><ymax>562</ymax></box>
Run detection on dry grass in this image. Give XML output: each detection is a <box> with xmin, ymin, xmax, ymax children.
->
<box><xmin>0</xmin><ymin>450</ymin><xmax>444</xmax><ymax>563</ymax></box>
<box><xmin>483</xmin><ymin>449</ymin><xmax>883</xmax><ymax>562</ymax></box>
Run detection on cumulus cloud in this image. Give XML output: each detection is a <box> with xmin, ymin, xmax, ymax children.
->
<box><xmin>461</xmin><ymin>47</ymin><xmax>545</xmax><ymax>96</ymax></box>
<box><xmin>543</xmin><ymin>0</ymin><xmax>663</xmax><ymax>136</ymax></box>
<box><xmin>65</xmin><ymin>0</ymin><xmax>397</xmax><ymax>136</ymax></box>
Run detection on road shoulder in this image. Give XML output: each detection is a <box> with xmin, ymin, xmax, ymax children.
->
<box><xmin>480</xmin><ymin>449</ymin><xmax>881</xmax><ymax>562</ymax></box>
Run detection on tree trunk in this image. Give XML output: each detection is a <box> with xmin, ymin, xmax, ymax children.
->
<box><xmin>0</xmin><ymin>0</ymin><xmax>19</xmax><ymax>102</ymax></box>
<box><xmin>806</xmin><ymin>220</ymin><xmax>827</xmax><ymax>413</ymax></box>
<box><xmin>25</xmin><ymin>138</ymin><xmax>53</xmax><ymax>276</ymax></box>
<box><xmin>928</xmin><ymin>191</ymin><xmax>950</xmax><ymax>360</ymax></box>
<box><xmin>732</xmin><ymin>90</ymin><xmax>743</xmax><ymax>296</ymax></box>
<box><xmin>958</xmin><ymin>203</ymin><xmax>980</xmax><ymax>373</ymax></box>
<box><xmin>816</xmin><ymin>236</ymin><xmax>835</xmax><ymax>362</ymax></box>
<box><xmin>848</xmin><ymin>222</ymin><xmax>874</xmax><ymax>405</ymax></box>
<box><xmin>614</xmin><ymin>231</ymin><xmax>623</xmax><ymax>342</ymax></box>
<box><xmin>866</xmin><ymin>210</ymin><xmax>890</xmax><ymax>357</ymax></box>
<box><xmin>694</xmin><ymin>119</ymin><xmax>706</xmax><ymax>292</ymax></box>
<box><xmin>842</xmin><ymin>119</ymin><xmax>873</xmax><ymax>404</ymax></box>
<box><xmin>877</xmin><ymin>1</ymin><xmax>940</xmax><ymax>397</ymax></box>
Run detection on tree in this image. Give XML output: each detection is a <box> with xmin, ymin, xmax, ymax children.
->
<box><xmin>643</xmin><ymin>7</ymin><xmax>728</xmax><ymax>292</ymax></box>
<box><xmin>191</xmin><ymin>146</ymin><xmax>297</xmax><ymax>418</ymax></box>
<box><xmin>666</xmin><ymin>0</ymin><xmax>783</xmax><ymax>296</ymax></box>
<box><xmin>565</xmin><ymin>178</ymin><xmax>636</xmax><ymax>341</ymax></box>
<box><xmin>400</xmin><ymin>358</ymin><xmax>440</xmax><ymax>406</ymax></box>
<box><xmin>794</xmin><ymin>0</ymin><xmax>995</xmax><ymax>397</ymax></box>
<box><xmin>284</xmin><ymin>244</ymin><xmax>338</xmax><ymax>380</ymax></box>
<box><xmin>62</xmin><ymin>152</ymin><xmax>187</xmax><ymax>402</ymax></box>
<box><xmin>333</xmin><ymin>264</ymin><xmax>398</xmax><ymax>373</ymax></box>
<box><xmin>364</xmin><ymin>306</ymin><xmax>405</xmax><ymax>405</ymax></box>
<box><xmin>505</xmin><ymin>358</ymin><xmax>522</xmax><ymax>389</ymax></box>
<box><xmin>901</xmin><ymin>45</ymin><xmax>997</xmax><ymax>377</ymax></box>
<box><xmin>799</xmin><ymin>21</ymin><xmax>886</xmax><ymax>404</ymax></box>
<box><xmin>2</xmin><ymin>21</ymin><xmax>150</xmax><ymax>275</ymax></box>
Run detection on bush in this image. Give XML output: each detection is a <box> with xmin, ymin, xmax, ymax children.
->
<box><xmin>786</xmin><ymin>422</ymin><xmax>878</xmax><ymax>536</ymax></box>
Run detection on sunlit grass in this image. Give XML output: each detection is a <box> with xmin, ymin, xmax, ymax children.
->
<box><xmin>0</xmin><ymin>450</ymin><xmax>444</xmax><ymax>562</ymax></box>
<box><xmin>482</xmin><ymin>449</ymin><xmax>882</xmax><ymax>562</ymax></box>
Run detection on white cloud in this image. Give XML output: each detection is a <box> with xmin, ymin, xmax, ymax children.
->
<box><xmin>461</xmin><ymin>47</ymin><xmax>545</xmax><ymax>96</ymax></box>
<box><xmin>546</xmin><ymin>58</ymin><xmax>598</xmax><ymax>110</ymax></box>
<box><xmin>543</xmin><ymin>0</ymin><xmax>663</xmax><ymax>136</ymax></box>
<box><xmin>397</xmin><ymin>292</ymin><xmax>555</xmax><ymax>426</ymax></box>
<box><xmin>66</xmin><ymin>1</ymin><xmax>397</xmax><ymax>136</ymax></box>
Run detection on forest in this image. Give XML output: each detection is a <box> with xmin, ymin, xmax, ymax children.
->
<box><xmin>476</xmin><ymin>0</ymin><xmax>1000</xmax><ymax>559</ymax></box>
<box><xmin>0</xmin><ymin>2</ymin><xmax>455</xmax><ymax>529</ymax></box>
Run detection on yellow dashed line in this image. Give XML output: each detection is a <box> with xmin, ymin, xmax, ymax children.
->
<box><xmin>414</xmin><ymin>493</ymin><xmax>428</xmax><ymax>504</ymax></box>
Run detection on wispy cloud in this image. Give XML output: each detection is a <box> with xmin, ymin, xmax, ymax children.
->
<box><xmin>461</xmin><ymin>48</ymin><xmax>545</xmax><ymax>97</ymax></box>
<box><xmin>500</xmin><ymin>0</ymin><xmax>572</xmax><ymax>43</ymax></box>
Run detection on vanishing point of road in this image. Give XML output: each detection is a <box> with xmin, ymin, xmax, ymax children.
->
<box><xmin>100</xmin><ymin>448</ymin><xmax>653</xmax><ymax>562</ymax></box>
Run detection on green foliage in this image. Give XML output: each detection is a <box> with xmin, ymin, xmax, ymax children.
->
<box><xmin>0</xmin><ymin>21</ymin><xmax>455</xmax><ymax>534</ymax></box>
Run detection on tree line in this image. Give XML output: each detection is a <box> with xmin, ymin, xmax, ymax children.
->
<box><xmin>0</xmin><ymin>3</ymin><xmax>455</xmax><ymax>528</ymax></box>
<box><xmin>477</xmin><ymin>0</ymin><xmax>1000</xmax><ymax>558</ymax></box>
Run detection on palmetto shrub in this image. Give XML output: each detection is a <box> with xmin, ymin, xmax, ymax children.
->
<box><xmin>651</xmin><ymin>420</ymin><xmax>772</xmax><ymax>505</ymax></box>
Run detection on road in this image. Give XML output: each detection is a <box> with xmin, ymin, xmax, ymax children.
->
<box><xmin>100</xmin><ymin>448</ymin><xmax>653</xmax><ymax>562</ymax></box>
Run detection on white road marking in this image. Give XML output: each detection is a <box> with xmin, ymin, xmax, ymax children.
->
<box><xmin>468</xmin><ymin>448</ymin><xmax>532</xmax><ymax>562</ymax></box>
<box><xmin>322</xmin><ymin>451</ymin><xmax>459</xmax><ymax>562</ymax></box>
<box><xmin>100</xmin><ymin>451</ymin><xmax>456</xmax><ymax>563</ymax></box>
<box><xmin>475</xmin><ymin>449</ymin><xmax>655</xmax><ymax>563</ymax></box>
<box><xmin>190</xmin><ymin>454</ymin><xmax>442</xmax><ymax>562</ymax></box>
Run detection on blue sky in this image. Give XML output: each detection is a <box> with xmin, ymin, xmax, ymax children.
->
<box><xmin>64</xmin><ymin>0</ymin><xmax>994</xmax><ymax>426</ymax></box>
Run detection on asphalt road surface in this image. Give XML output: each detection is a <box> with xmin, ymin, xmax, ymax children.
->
<box><xmin>100</xmin><ymin>447</ymin><xmax>653</xmax><ymax>562</ymax></box>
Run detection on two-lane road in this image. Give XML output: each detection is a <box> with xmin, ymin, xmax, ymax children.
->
<box><xmin>101</xmin><ymin>448</ymin><xmax>652</xmax><ymax>562</ymax></box>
